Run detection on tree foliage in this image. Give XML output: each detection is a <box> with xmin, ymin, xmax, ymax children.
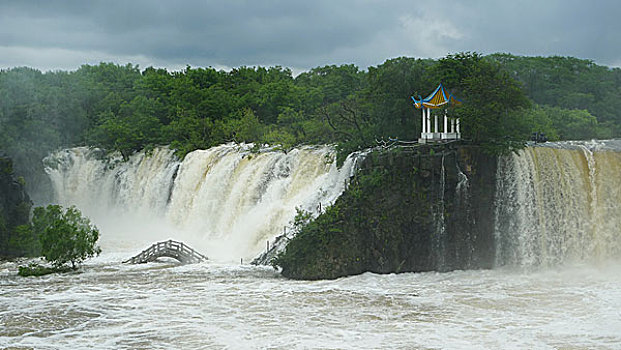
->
<box><xmin>489</xmin><ymin>53</ymin><xmax>621</xmax><ymax>137</ymax></box>
<box><xmin>433</xmin><ymin>53</ymin><xmax>531</xmax><ymax>150</ymax></box>
<box><xmin>32</xmin><ymin>205</ymin><xmax>101</xmax><ymax>269</ymax></box>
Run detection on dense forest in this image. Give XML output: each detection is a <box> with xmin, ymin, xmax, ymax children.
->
<box><xmin>0</xmin><ymin>52</ymin><xmax>619</xmax><ymax>196</ymax></box>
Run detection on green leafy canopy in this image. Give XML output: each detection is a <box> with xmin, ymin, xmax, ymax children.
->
<box><xmin>33</xmin><ymin>205</ymin><xmax>101</xmax><ymax>269</ymax></box>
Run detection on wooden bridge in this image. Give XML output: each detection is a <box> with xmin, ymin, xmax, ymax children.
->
<box><xmin>123</xmin><ymin>240</ymin><xmax>208</xmax><ymax>264</ymax></box>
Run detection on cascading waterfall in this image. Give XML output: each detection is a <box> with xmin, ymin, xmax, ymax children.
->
<box><xmin>44</xmin><ymin>140</ymin><xmax>620</xmax><ymax>268</ymax></box>
<box><xmin>454</xmin><ymin>160</ymin><xmax>473</xmax><ymax>265</ymax></box>
<box><xmin>433</xmin><ymin>152</ymin><xmax>447</xmax><ymax>270</ymax></box>
<box><xmin>494</xmin><ymin>140</ymin><xmax>621</xmax><ymax>267</ymax></box>
<box><xmin>44</xmin><ymin>143</ymin><xmax>362</xmax><ymax>262</ymax></box>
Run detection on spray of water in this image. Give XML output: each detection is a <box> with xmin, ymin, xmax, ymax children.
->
<box><xmin>45</xmin><ymin>144</ymin><xmax>362</xmax><ymax>262</ymax></box>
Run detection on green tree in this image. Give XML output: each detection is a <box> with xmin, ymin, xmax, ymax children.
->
<box><xmin>166</xmin><ymin>111</ymin><xmax>214</xmax><ymax>158</ymax></box>
<box><xmin>90</xmin><ymin>96</ymin><xmax>165</xmax><ymax>159</ymax></box>
<box><xmin>489</xmin><ymin>53</ymin><xmax>621</xmax><ymax>138</ymax></box>
<box><xmin>521</xmin><ymin>105</ymin><xmax>599</xmax><ymax>140</ymax></box>
<box><xmin>295</xmin><ymin>64</ymin><xmax>365</xmax><ymax>105</ymax></box>
<box><xmin>366</xmin><ymin>57</ymin><xmax>436</xmax><ymax>139</ymax></box>
<box><xmin>434</xmin><ymin>52</ymin><xmax>531</xmax><ymax>152</ymax></box>
<box><xmin>230</xmin><ymin>108</ymin><xmax>265</xmax><ymax>143</ymax></box>
<box><xmin>33</xmin><ymin>205</ymin><xmax>101</xmax><ymax>269</ymax></box>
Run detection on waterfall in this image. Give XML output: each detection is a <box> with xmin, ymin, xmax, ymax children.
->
<box><xmin>44</xmin><ymin>144</ymin><xmax>362</xmax><ymax>262</ymax></box>
<box><xmin>433</xmin><ymin>152</ymin><xmax>447</xmax><ymax>270</ymax></box>
<box><xmin>44</xmin><ymin>140</ymin><xmax>620</xmax><ymax>268</ymax></box>
<box><xmin>494</xmin><ymin>140</ymin><xmax>621</xmax><ymax>267</ymax></box>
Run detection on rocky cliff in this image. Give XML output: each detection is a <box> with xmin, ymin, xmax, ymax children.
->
<box><xmin>0</xmin><ymin>153</ymin><xmax>32</xmax><ymax>257</ymax></box>
<box><xmin>275</xmin><ymin>144</ymin><xmax>498</xmax><ymax>280</ymax></box>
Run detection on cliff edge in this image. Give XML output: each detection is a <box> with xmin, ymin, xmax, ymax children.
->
<box><xmin>274</xmin><ymin>144</ymin><xmax>497</xmax><ymax>280</ymax></box>
<box><xmin>0</xmin><ymin>153</ymin><xmax>33</xmax><ymax>257</ymax></box>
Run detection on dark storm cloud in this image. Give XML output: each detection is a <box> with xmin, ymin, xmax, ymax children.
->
<box><xmin>0</xmin><ymin>0</ymin><xmax>619</xmax><ymax>71</ymax></box>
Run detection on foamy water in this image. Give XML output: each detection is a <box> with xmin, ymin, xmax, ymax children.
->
<box><xmin>2</xmin><ymin>256</ymin><xmax>620</xmax><ymax>349</ymax></box>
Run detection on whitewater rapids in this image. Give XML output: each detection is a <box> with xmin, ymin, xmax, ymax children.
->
<box><xmin>1</xmin><ymin>259</ymin><xmax>620</xmax><ymax>349</ymax></box>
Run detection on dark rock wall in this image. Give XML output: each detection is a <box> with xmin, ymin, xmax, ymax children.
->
<box><xmin>277</xmin><ymin>145</ymin><xmax>497</xmax><ymax>280</ymax></box>
<box><xmin>0</xmin><ymin>153</ymin><xmax>32</xmax><ymax>257</ymax></box>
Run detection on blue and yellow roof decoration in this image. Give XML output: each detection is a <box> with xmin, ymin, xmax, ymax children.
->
<box><xmin>411</xmin><ymin>83</ymin><xmax>462</xmax><ymax>109</ymax></box>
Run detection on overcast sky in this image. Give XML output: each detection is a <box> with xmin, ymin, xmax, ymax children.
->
<box><xmin>1</xmin><ymin>0</ymin><xmax>620</xmax><ymax>72</ymax></box>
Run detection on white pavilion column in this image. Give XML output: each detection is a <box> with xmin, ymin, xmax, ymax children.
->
<box><xmin>434</xmin><ymin>114</ymin><xmax>438</xmax><ymax>134</ymax></box>
<box><xmin>426</xmin><ymin>109</ymin><xmax>431</xmax><ymax>134</ymax></box>
<box><xmin>443</xmin><ymin>111</ymin><xmax>448</xmax><ymax>134</ymax></box>
<box><xmin>451</xmin><ymin>118</ymin><xmax>456</xmax><ymax>133</ymax></box>
<box><xmin>421</xmin><ymin>109</ymin><xmax>426</xmax><ymax>133</ymax></box>
<box><xmin>456</xmin><ymin>118</ymin><xmax>461</xmax><ymax>134</ymax></box>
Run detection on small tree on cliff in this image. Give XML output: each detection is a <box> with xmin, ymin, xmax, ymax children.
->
<box><xmin>33</xmin><ymin>205</ymin><xmax>101</xmax><ymax>269</ymax></box>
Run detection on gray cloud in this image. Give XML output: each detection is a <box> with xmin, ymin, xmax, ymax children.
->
<box><xmin>0</xmin><ymin>0</ymin><xmax>619</xmax><ymax>71</ymax></box>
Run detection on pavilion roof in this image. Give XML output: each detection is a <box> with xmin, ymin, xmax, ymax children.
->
<box><xmin>411</xmin><ymin>83</ymin><xmax>462</xmax><ymax>109</ymax></box>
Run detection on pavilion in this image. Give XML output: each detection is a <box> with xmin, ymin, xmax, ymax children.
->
<box><xmin>411</xmin><ymin>84</ymin><xmax>462</xmax><ymax>143</ymax></box>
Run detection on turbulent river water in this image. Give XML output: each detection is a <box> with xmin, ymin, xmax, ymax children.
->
<box><xmin>1</xmin><ymin>141</ymin><xmax>621</xmax><ymax>349</ymax></box>
<box><xmin>2</xmin><ymin>258</ymin><xmax>620</xmax><ymax>349</ymax></box>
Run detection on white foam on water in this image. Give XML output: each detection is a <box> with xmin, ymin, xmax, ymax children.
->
<box><xmin>2</xmin><ymin>260</ymin><xmax>620</xmax><ymax>349</ymax></box>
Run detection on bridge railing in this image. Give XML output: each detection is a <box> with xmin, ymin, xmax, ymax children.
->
<box><xmin>123</xmin><ymin>239</ymin><xmax>207</xmax><ymax>264</ymax></box>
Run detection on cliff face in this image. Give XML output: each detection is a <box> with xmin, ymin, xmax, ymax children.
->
<box><xmin>0</xmin><ymin>153</ymin><xmax>32</xmax><ymax>257</ymax></box>
<box><xmin>275</xmin><ymin>145</ymin><xmax>497</xmax><ymax>280</ymax></box>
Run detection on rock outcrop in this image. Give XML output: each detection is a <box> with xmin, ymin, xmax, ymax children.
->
<box><xmin>275</xmin><ymin>144</ymin><xmax>497</xmax><ymax>280</ymax></box>
<box><xmin>0</xmin><ymin>153</ymin><xmax>32</xmax><ymax>257</ymax></box>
